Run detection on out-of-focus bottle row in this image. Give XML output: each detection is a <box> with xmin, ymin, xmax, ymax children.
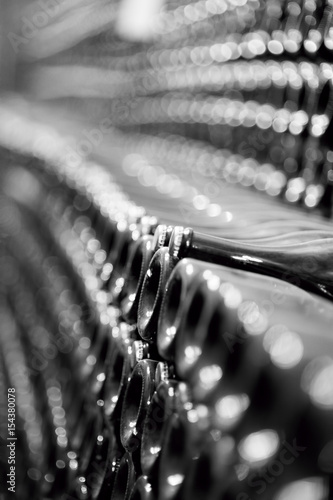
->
<box><xmin>22</xmin><ymin>7</ymin><xmax>333</xmax><ymax>217</ymax></box>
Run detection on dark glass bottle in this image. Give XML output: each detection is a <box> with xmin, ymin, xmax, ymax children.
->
<box><xmin>138</xmin><ymin>247</ymin><xmax>177</xmax><ymax>341</ymax></box>
<box><xmin>120</xmin><ymin>234</ymin><xmax>156</xmax><ymax>322</ymax></box>
<box><xmin>168</xmin><ymin>226</ymin><xmax>333</xmax><ymax>301</ymax></box>
<box><xmin>120</xmin><ymin>359</ymin><xmax>159</xmax><ymax>458</ymax></box>
<box><xmin>140</xmin><ymin>378</ymin><xmax>190</xmax><ymax>486</ymax></box>
<box><xmin>109</xmin><ymin>452</ymin><xmax>137</xmax><ymax>500</ymax></box>
<box><xmin>168</xmin><ymin>261</ymin><xmax>333</xmax><ymax>403</ymax></box>
<box><xmin>120</xmin><ymin>226</ymin><xmax>174</xmax><ymax>324</ymax></box>
<box><xmin>101</xmin><ymin>324</ymin><xmax>143</xmax><ymax>438</ymax></box>
<box><xmin>106</xmin><ymin>217</ymin><xmax>159</xmax><ymax>303</ymax></box>
<box><xmin>128</xmin><ymin>475</ymin><xmax>156</xmax><ymax>500</ymax></box>
<box><xmin>138</xmin><ymin>224</ymin><xmax>333</xmax><ymax>342</ymax></box>
<box><xmin>96</xmin><ymin>428</ymin><xmax>123</xmax><ymax>500</ymax></box>
<box><xmin>78</xmin><ymin>424</ymin><xmax>111</xmax><ymax>500</ymax></box>
<box><xmin>157</xmin><ymin>403</ymin><xmax>212</xmax><ymax>500</ymax></box>
<box><xmin>181</xmin><ymin>425</ymin><xmax>332</xmax><ymax>500</ymax></box>
<box><xmin>157</xmin><ymin>249</ymin><xmax>333</xmax><ymax>364</ymax></box>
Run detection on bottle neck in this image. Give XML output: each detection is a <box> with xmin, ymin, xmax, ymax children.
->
<box><xmin>169</xmin><ymin>227</ymin><xmax>333</xmax><ymax>300</ymax></box>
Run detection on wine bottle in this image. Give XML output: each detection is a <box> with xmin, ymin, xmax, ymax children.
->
<box><xmin>138</xmin><ymin>223</ymin><xmax>333</xmax><ymax>342</ymax></box>
<box><xmin>120</xmin><ymin>359</ymin><xmax>159</xmax><ymax>456</ymax></box>
<box><xmin>140</xmin><ymin>378</ymin><xmax>190</xmax><ymax>484</ymax></box>
<box><xmin>78</xmin><ymin>422</ymin><xmax>114</xmax><ymax>500</ymax></box>
<box><xmin>106</xmin><ymin>216</ymin><xmax>159</xmax><ymax>303</ymax></box>
<box><xmin>138</xmin><ymin>247</ymin><xmax>177</xmax><ymax>341</ymax></box>
<box><xmin>157</xmin><ymin>258</ymin><xmax>202</xmax><ymax>360</ymax></box>
<box><xmin>120</xmin><ymin>234</ymin><xmax>156</xmax><ymax>322</ymax></box>
<box><xmin>125</xmin><ymin>222</ymin><xmax>331</xmax><ymax>331</ymax></box>
<box><xmin>181</xmin><ymin>425</ymin><xmax>331</xmax><ymax>500</ymax></box>
<box><xmin>157</xmin><ymin>403</ymin><xmax>212</xmax><ymax>500</ymax></box>
<box><xmin>128</xmin><ymin>475</ymin><xmax>156</xmax><ymax>500</ymax></box>
<box><xmin>96</xmin><ymin>425</ymin><xmax>123</xmax><ymax>500</ymax></box>
<box><xmin>158</xmin><ymin>230</ymin><xmax>333</xmax><ymax>356</ymax></box>
<box><xmin>119</xmin><ymin>226</ymin><xmax>174</xmax><ymax>324</ymax></box>
<box><xmin>180</xmin><ymin>427</ymin><xmax>235</xmax><ymax>500</ymax></box>
<box><xmin>109</xmin><ymin>452</ymin><xmax>137</xmax><ymax>500</ymax></box>
<box><xmin>168</xmin><ymin>226</ymin><xmax>333</xmax><ymax>300</ymax></box>
<box><xmin>102</xmin><ymin>323</ymin><xmax>143</xmax><ymax>432</ymax></box>
<box><xmin>170</xmin><ymin>262</ymin><xmax>333</xmax><ymax>400</ymax></box>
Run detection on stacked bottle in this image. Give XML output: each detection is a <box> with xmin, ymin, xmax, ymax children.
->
<box><xmin>2</xmin><ymin>0</ymin><xmax>333</xmax><ymax>498</ymax></box>
<box><xmin>1</xmin><ymin>136</ymin><xmax>333</xmax><ymax>499</ymax></box>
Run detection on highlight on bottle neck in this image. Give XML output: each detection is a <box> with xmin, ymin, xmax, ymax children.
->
<box><xmin>168</xmin><ymin>226</ymin><xmax>193</xmax><ymax>260</ymax></box>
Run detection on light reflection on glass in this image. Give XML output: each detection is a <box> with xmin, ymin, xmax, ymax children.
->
<box><xmin>238</xmin><ymin>429</ymin><xmax>280</xmax><ymax>466</ymax></box>
<box><xmin>206</xmin><ymin>275</ymin><xmax>220</xmax><ymax>291</ymax></box>
<box><xmin>263</xmin><ymin>326</ymin><xmax>304</xmax><ymax>369</ymax></box>
<box><xmin>184</xmin><ymin>345</ymin><xmax>202</xmax><ymax>366</ymax></box>
<box><xmin>150</xmin><ymin>445</ymin><xmax>161</xmax><ymax>456</ymax></box>
<box><xmin>86</xmin><ymin>354</ymin><xmax>97</xmax><ymax>366</ymax></box>
<box><xmin>186</xmin><ymin>263</ymin><xmax>194</xmax><ymax>275</ymax></box>
<box><xmin>235</xmin><ymin>463</ymin><xmax>250</xmax><ymax>481</ymax></box>
<box><xmin>215</xmin><ymin>394</ymin><xmax>250</xmax><ymax>429</ymax></box>
<box><xmin>97</xmin><ymin>372</ymin><xmax>106</xmax><ymax>383</ymax></box>
<box><xmin>198</xmin><ymin>364</ymin><xmax>223</xmax><ymax>390</ymax></box>
<box><xmin>238</xmin><ymin>301</ymin><xmax>260</xmax><ymax>325</ymax></box>
<box><xmin>302</xmin><ymin>357</ymin><xmax>333</xmax><ymax>409</ymax></box>
<box><xmin>232</xmin><ymin>255</ymin><xmax>263</xmax><ymax>264</ymax></box>
<box><xmin>274</xmin><ymin>477</ymin><xmax>328</xmax><ymax>500</ymax></box>
<box><xmin>219</xmin><ymin>282</ymin><xmax>243</xmax><ymax>309</ymax></box>
<box><xmin>167</xmin><ymin>473</ymin><xmax>184</xmax><ymax>487</ymax></box>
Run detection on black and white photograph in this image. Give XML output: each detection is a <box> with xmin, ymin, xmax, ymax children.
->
<box><xmin>0</xmin><ymin>1</ymin><xmax>333</xmax><ymax>499</ymax></box>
